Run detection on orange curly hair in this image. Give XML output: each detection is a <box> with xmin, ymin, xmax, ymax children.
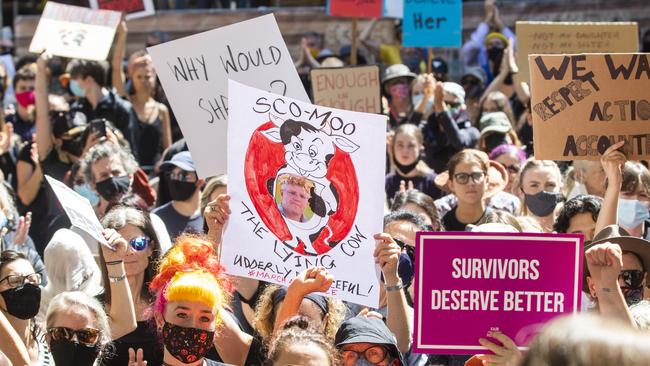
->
<box><xmin>149</xmin><ymin>234</ymin><xmax>232</xmax><ymax>319</ymax></box>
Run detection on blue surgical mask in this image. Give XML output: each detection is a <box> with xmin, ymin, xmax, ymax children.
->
<box><xmin>618</xmin><ymin>198</ymin><xmax>650</xmax><ymax>229</ymax></box>
<box><xmin>74</xmin><ymin>184</ymin><xmax>100</xmax><ymax>206</ymax></box>
<box><xmin>412</xmin><ymin>94</ymin><xmax>433</xmax><ymax>112</ymax></box>
<box><xmin>69</xmin><ymin>80</ymin><xmax>86</xmax><ymax>98</ymax></box>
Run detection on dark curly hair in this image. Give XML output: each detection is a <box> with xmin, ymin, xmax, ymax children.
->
<box><xmin>553</xmin><ymin>194</ymin><xmax>602</xmax><ymax>234</ymax></box>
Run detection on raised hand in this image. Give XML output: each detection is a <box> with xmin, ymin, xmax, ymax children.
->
<box><xmin>585</xmin><ymin>242</ymin><xmax>623</xmax><ymax>288</ymax></box>
<box><xmin>128</xmin><ymin>347</ymin><xmax>147</xmax><ymax>366</ymax></box>
<box><xmin>600</xmin><ymin>140</ymin><xmax>626</xmax><ymax>188</ymax></box>
<box><xmin>13</xmin><ymin>212</ymin><xmax>32</xmax><ymax>246</ymax></box>
<box><xmin>374</xmin><ymin>233</ymin><xmax>401</xmax><ymax>285</ymax></box>
<box><xmin>289</xmin><ymin>266</ymin><xmax>334</xmax><ymax>296</ymax></box>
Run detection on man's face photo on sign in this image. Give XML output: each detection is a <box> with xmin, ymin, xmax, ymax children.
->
<box><xmin>276</xmin><ymin>174</ymin><xmax>314</xmax><ymax>223</ymax></box>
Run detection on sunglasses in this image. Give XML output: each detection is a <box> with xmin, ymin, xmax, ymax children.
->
<box><xmin>129</xmin><ymin>236</ymin><xmax>150</xmax><ymax>251</ymax></box>
<box><xmin>342</xmin><ymin>345</ymin><xmax>389</xmax><ymax>364</ymax></box>
<box><xmin>619</xmin><ymin>269</ymin><xmax>645</xmax><ymax>289</ymax></box>
<box><xmin>393</xmin><ymin>237</ymin><xmax>414</xmax><ymax>262</ymax></box>
<box><xmin>453</xmin><ymin>172</ymin><xmax>486</xmax><ymax>185</ymax></box>
<box><xmin>47</xmin><ymin>327</ymin><xmax>101</xmax><ymax>345</ymax></box>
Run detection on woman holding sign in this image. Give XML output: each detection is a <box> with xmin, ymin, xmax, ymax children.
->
<box><xmin>442</xmin><ymin>149</ymin><xmax>491</xmax><ymax>231</ymax></box>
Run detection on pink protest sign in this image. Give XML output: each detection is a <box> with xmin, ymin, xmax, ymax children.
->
<box><xmin>413</xmin><ymin>232</ymin><xmax>583</xmax><ymax>354</ymax></box>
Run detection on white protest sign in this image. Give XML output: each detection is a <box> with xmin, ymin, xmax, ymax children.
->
<box><xmin>221</xmin><ymin>80</ymin><xmax>385</xmax><ymax>307</ymax></box>
<box><xmin>147</xmin><ymin>14</ymin><xmax>309</xmax><ymax>179</ymax></box>
<box><xmin>29</xmin><ymin>2</ymin><xmax>121</xmax><ymax>61</ymax></box>
<box><xmin>89</xmin><ymin>0</ymin><xmax>155</xmax><ymax>20</ymax></box>
<box><xmin>45</xmin><ymin>175</ymin><xmax>108</xmax><ymax>249</ymax></box>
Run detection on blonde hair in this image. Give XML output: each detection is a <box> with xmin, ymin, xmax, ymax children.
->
<box><xmin>279</xmin><ymin>174</ymin><xmax>315</xmax><ymax>192</ymax></box>
<box><xmin>46</xmin><ymin>291</ymin><xmax>111</xmax><ymax>347</ymax></box>
<box><xmin>149</xmin><ymin>235</ymin><xmax>232</xmax><ymax>326</ymax></box>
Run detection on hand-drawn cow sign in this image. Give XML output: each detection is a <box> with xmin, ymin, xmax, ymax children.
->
<box><xmin>244</xmin><ymin>113</ymin><xmax>360</xmax><ymax>256</ymax></box>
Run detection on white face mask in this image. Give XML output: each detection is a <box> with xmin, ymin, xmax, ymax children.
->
<box><xmin>618</xmin><ymin>198</ymin><xmax>650</xmax><ymax>229</ymax></box>
<box><xmin>411</xmin><ymin>93</ymin><xmax>433</xmax><ymax>112</ymax></box>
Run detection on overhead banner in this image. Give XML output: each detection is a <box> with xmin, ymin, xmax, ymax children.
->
<box><xmin>148</xmin><ymin>14</ymin><xmax>308</xmax><ymax>179</ymax></box>
<box><xmin>413</xmin><ymin>232</ymin><xmax>583</xmax><ymax>354</ymax></box>
<box><xmin>45</xmin><ymin>175</ymin><xmax>108</xmax><ymax>250</ymax></box>
<box><xmin>89</xmin><ymin>0</ymin><xmax>155</xmax><ymax>20</ymax></box>
<box><xmin>310</xmin><ymin>65</ymin><xmax>381</xmax><ymax>114</ymax></box>
<box><xmin>327</xmin><ymin>0</ymin><xmax>383</xmax><ymax>18</ymax></box>
<box><xmin>402</xmin><ymin>0</ymin><xmax>462</xmax><ymax>47</ymax></box>
<box><xmin>221</xmin><ymin>80</ymin><xmax>386</xmax><ymax>307</ymax></box>
<box><xmin>516</xmin><ymin>21</ymin><xmax>638</xmax><ymax>83</ymax></box>
<box><xmin>29</xmin><ymin>2</ymin><xmax>121</xmax><ymax>61</ymax></box>
<box><xmin>529</xmin><ymin>53</ymin><xmax>650</xmax><ymax>161</ymax></box>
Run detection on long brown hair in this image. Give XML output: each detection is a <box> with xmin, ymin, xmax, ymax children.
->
<box><xmin>390</xmin><ymin>124</ymin><xmax>432</xmax><ymax>176</ymax></box>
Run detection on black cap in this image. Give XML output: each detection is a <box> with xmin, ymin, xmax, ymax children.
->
<box><xmin>431</xmin><ymin>57</ymin><xmax>448</xmax><ymax>75</ymax></box>
<box><xmin>335</xmin><ymin>316</ymin><xmax>406</xmax><ymax>366</ymax></box>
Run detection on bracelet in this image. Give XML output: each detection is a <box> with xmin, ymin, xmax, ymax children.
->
<box><xmin>385</xmin><ymin>280</ymin><xmax>405</xmax><ymax>292</ymax></box>
<box><xmin>105</xmin><ymin>260</ymin><xmax>123</xmax><ymax>266</ymax></box>
<box><xmin>108</xmin><ymin>273</ymin><xmax>126</xmax><ymax>283</ymax></box>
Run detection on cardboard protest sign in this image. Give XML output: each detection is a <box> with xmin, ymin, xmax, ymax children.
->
<box><xmin>147</xmin><ymin>14</ymin><xmax>308</xmax><ymax>179</ymax></box>
<box><xmin>45</xmin><ymin>176</ymin><xmax>108</xmax><ymax>250</ymax></box>
<box><xmin>383</xmin><ymin>0</ymin><xmax>403</xmax><ymax>19</ymax></box>
<box><xmin>529</xmin><ymin>53</ymin><xmax>650</xmax><ymax>161</ymax></box>
<box><xmin>402</xmin><ymin>0</ymin><xmax>462</xmax><ymax>47</ymax></box>
<box><xmin>327</xmin><ymin>0</ymin><xmax>383</xmax><ymax>18</ymax></box>
<box><xmin>516</xmin><ymin>22</ymin><xmax>638</xmax><ymax>83</ymax></box>
<box><xmin>29</xmin><ymin>2</ymin><xmax>121</xmax><ymax>61</ymax></box>
<box><xmin>413</xmin><ymin>232</ymin><xmax>583</xmax><ymax>354</ymax></box>
<box><xmin>89</xmin><ymin>0</ymin><xmax>155</xmax><ymax>20</ymax></box>
<box><xmin>310</xmin><ymin>65</ymin><xmax>381</xmax><ymax>114</ymax></box>
<box><xmin>221</xmin><ymin>80</ymin><xmax>386</xmax><ymax>307</ymax></box>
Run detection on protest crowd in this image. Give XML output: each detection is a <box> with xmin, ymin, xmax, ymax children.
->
<box><xmin>1</xmin><ymin>0</ymin><xmax>650</xmax><ymax>365</ymax></box>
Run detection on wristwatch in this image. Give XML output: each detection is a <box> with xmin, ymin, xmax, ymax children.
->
<box><xmin>385</xmin><ymin>280</ymin><xmax>405</xmax><ymax>292</ymax></box>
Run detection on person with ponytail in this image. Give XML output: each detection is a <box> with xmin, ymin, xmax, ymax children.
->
<box><xmin>385</xmin><ymin>124</ymin><xmax>442</xmax><ymax>202</ymax></box>
<box><xmin>148</xmin><ymin>234</ymin><xmax>235</xmax><ymax>366</ymax></box>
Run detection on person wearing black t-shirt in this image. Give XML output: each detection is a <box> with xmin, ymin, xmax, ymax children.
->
<box><xmin>66</xmin><ymin>59</ymin><xmax>135</xmax><ymax>150</ymax></box>
<box><xmin>442</xmin><ymin>149</ymin><xmax>492</xmax><ymax>231</ymax></box>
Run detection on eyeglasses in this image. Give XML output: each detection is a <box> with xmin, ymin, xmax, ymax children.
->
<box><xmin>47</xmin><ymin>327</ymin><xmax>101</xmax><ymax>345</ymax></box>
<box><xmin>503</xmin><ymin>164</ymin><xmax>520</xmax><ymax>174</ymax></box>
<box><xmin>0</xmin><ymin>273</ymin><xmax>42</xmax><ymax>288</ymax></box>
<box><xmin>341</xmin><ymin>345</ymin><xmax>389</xmax><ymax>364</ymax></box>
<box><xmin>393</xmin><ymin>237</ymin><xmax>414</xmax><ymax>262</ymax></box>
<box><xmin>453</xmin><ymin>172</ymin><xmax>485</xmax><ymax>185</ymax></box>
<box><xmin>129</xmin><ymin>236</ymin><xmax>150</xmax><ymax>251</ymax></box>
<box><xmin>167</xmin><ymin>170</ymin><xmax>197</xmax><ymax>183</ymax></box>
<box><xmin>619</xmin><ymin>269</ymin><xmax>645</xmax><ymax>289</ymax></box>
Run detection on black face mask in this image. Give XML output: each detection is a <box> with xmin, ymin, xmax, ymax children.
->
<box><xmin>0</xmin><ymin>283</ymin><xmax>41</xmax><ymax>320</ymax></box>
<box><xmin>487</xmin><ymin>47</ymin><xmax>504</xmax><ymax>64</ymax></box>
<box><xmin>61</xmin><ymin>136</ymin><xmax>84</xmax><ymax>157</ymax></box>
<box><xmin>393</xmin><ymin>154</ymin><xmax>418</xmax><ymax>175</ymax></box>
<box><xmin>95</xmin><ymin>175</ymin><xmax>130</xmax><ymax>202</ymax></box>
<box><xmin>50</xmin><ymin>339</ymin><xmax>101</xmax><ymax>366</ymax></box>
<box><xmin>524</xmin><ymin>191</ymin><xmax>561</xmax><ymax>217</ymax></box>
<box><xmin>168</xmin><ymin>180</ymin><xmax>198</xmax><ymax>202</ymax></box>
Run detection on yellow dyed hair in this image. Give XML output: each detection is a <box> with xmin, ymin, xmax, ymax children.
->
<box><xmin>150</xmin><ymin>234</ymin><xmax>232</xmax><ymax>320</ymax></box>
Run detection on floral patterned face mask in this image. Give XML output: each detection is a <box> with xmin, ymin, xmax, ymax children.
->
<box><xmin>162</xmin><ymin>321</ymin><xmax>215</xmax><ymax>364</ymax></box>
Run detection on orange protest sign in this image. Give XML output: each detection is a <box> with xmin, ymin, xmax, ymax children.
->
<box><xmin>529</xmin><ymin>53</ymin><xmax>650</xmax><ymax>161</ymax></box>
<box><xmin>516</xmin><ymin>22</ymin><xmax>638</xmax><ymax>84</ymax></box>
<box><xmin>310</xmin><ymin>65</ymin><xmax>381</xmax><ymax>114</ymax></box>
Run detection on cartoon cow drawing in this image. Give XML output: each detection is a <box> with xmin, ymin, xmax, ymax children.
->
<box><xmin>261</xmin><ymin>114</ymin><xmax>359</xmax><ymax>255</ymax></box>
